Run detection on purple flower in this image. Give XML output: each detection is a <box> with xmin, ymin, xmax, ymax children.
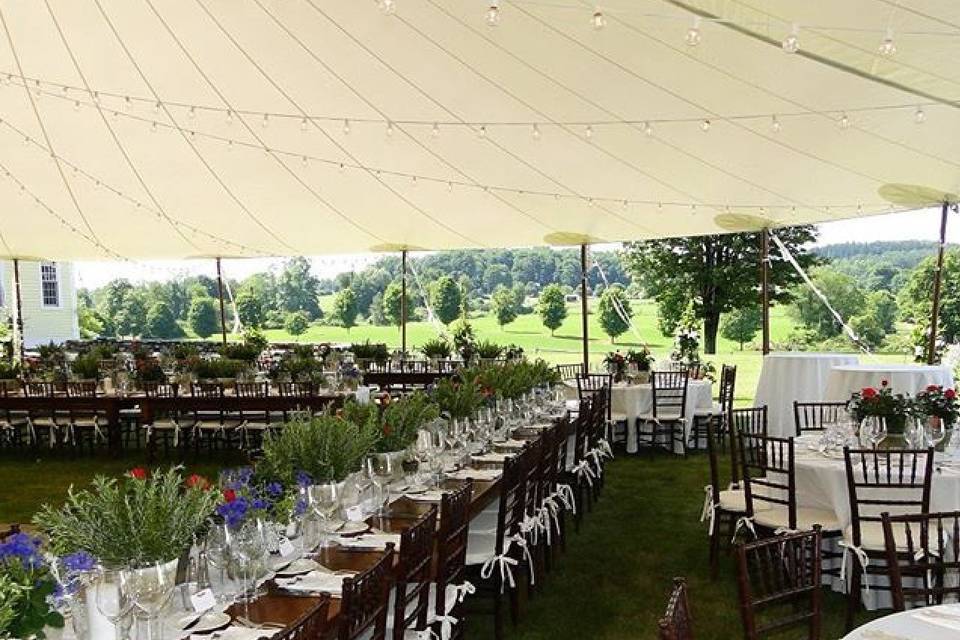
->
<box><xmin>62</xmin><ymin>551</ymin><xmax>97</xmax><ymax>575</ymax></box>
<box><xmin>293</xmin><ymin>496</ymin><xmax>307</xmax><ymax>517</ymax></box>
<box><xmin>216</xmin><ymin>496</ymin><xmax>250</xmax><ymax>528</ymax></box>
<box><xmin>251</xmin><ymin>498</ymin><xmax>270</xmax><ymax>511</ymax></box>
<box><xmin>265</xmin><ymin>482</ymin><xmax>283</xmax><ymax>498</ymax></box>
<box><xmin>0</xmin><ymin>533</ymin><xmax>44</xmax><ymax>570</ymax></box>
<box><xmin>294</xmin><ymin>470</ymin><xmax>313</xmax><ymax>488</ymax></box>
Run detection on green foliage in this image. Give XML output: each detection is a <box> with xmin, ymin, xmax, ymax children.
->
<box><xmin>116</xmin><ymin>291</ymin><xmax>149</xmax><ymax>337</ymax></box>
<box><xmin>899</xmin><ymin>249</ymin><xmax>960</xmax><ymax>343</ymax></box>
<box><xmin>188</xmin><ymin>296</ymin><xmax>220</xmax><ymax>339</ymax></box>
<box><xmin>865</xmin><ymin>290</ymin><xmax>898</xmax><ymax>334</ymax></box>
<box><xmin>278</xmin><ymin>257</ymin><xmax>322</xmax><ymax>319</ymax></box>
<box><xmin>789</xmin><ymin>266</ymin><xmax>865</xmax><ymax>339</ymax></box>
<box><xmin>145</xmin><ymin>301</ymin><xmax>185</xmax><ymax>339</ymax></box>
<box><xmin>597</xmin><ymin>286</ymin><xmax>632</xmax><ymax>343</ymax></box>
<box><xmin>464</xmin><ymin>359</ymin><xmax>561</xmax><ymax>400</ymax></box>
<box><xmin>332</xmin><ymin>288</ymin><xmax>359</xmax><ymax>332</ymax></box>
<box><xmin>452</xmin><ymin>321</ymin><xmax>477</xmax><ymax>362</ymax></box>
<box><xmin>383</xmin><ymin>281</ymin><xmax>409</xmax><ymax>328</ymax></box>
<box><xmin>475</xmin><ymin>340</ymin><xmax>505</xmax><ymax>360</ymax></box>
<box><xmin>78</xmin><ymin>305</ymin><xmax>104</xmax><ymax>339</ymax></box>
<box><xmin>0</xmin><ymin>361</ymin><xmax>20</xmax><ymax>380</ymax></box>
<box><xmin>491</xmin><ymin>285</ymin><xmax>519</xmax><ymax>328</ymax></box>
<box><xmin>257</xmin><ymin>415</ymin><xmax>378</xmax><ymax>484</ymax></box>
<box><xmin>624</xmin><ymin>227</ymin><xmax>818</xmax><ymax>353</ymax></box>
<box><xmin>218</xmin><ymin>336</ymin><xmax>263</xmax><ymax>363</ymax></box>
<box><xmin>341</xmin><ymin>393</ymin><xmax>440</xmax><ymax>453</ymax></box>
<box><xmin>284</xmin><ymin>311</ymin><xmax>310</xmax><ymax>339</ymax></box>
<box><xmin>430</xmin><ymin>276</ymin><xmax>463</xmax><ymax>325</ymax></box>
<box><xmin>420</xmin><ymin>338</ymin><xmax>452</xmax><ymax>359</ymax></box>
<box><xmin>33</xmin><ymin>467</ymin><xmax>220</xmax><ymax>568</ymax></box>
<box><xmin>70</xmin><ymin>351</ymin><xmax>101</xmax><ymax>380</ymax></box>
<box><xmin>433</xmin><ymin>376</ymin><xmax>484</xmax><ymax>419</ymax></box>
<box><xmin>0</xmin><ymin>568</ymin><xmax>62</xmax><ymax>640</ymax></box>
<box><xmin>190</xmin><ymin>358</ymin><xmax>251</xmax><ymax>380</ymax></box>
<box><xmin>537</xmin><ymin>284</ymin><xmax>567</xmax><ymax>336</ymax></box>
<box><xmin>719</xmin><ymin>306</ymin><xmax>762</xmax><ymax>350</ymax></box>
<box><xmin>350</xmin><ymin>340</ymin><xmax>389</xmax><ymax>363</ymax></box>
<box><xmin>236</xmin><ymin>291</ymin><xmax>265</xmax><ymax>329</ymax></box>
<box><xmin>849</xmin><ymin>314</ymin><xmax>886</xmax><ymax>350</ymax></box>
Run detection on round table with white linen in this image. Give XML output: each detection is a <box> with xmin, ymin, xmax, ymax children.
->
<box><xmin>754</xmin><ymin>352</ymin><xmax>859</xmax><ymax>437</ymax></box>
<box><xmin>824</xmin><ymin>364</ymin><xmax>955</xmax><ymax>403</ymax></box>
<box><xmin>564</xmin><ymin>380</ymin><xmax>713</xmax><ymax>454</ymax></box>
<box><xmin>842</xmin><ymin>603</ymin><xmax>960</xmax><ymax>638</ymax></box>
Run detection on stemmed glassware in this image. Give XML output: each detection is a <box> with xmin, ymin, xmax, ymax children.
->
<box><xmin>307</xmin><ymin>481</ymin><xmax>343</xmax><ymax>545</ymax></box>
<box><xmin>95</xmin><ymin>568</ymin><xmax>133</xmax><ymax>640</ymax></box>
<box><xmin>924</xmin><ymin>417</ymin><xmax>948</xmax><ymax>450</ymax></box>
<box><xmin>205</xmin><ymin>522</ymin><xmax>236</xmax><ymax>602</ymax></box>
<box><xmin>365</xmin><ymin>454</ymin><xmax>396</xmax><ymax>516</ymax></box>
<box><xmin>126</xmin><ymin>561</ymin><xmax>176</xmax><ymax>640</ymax></box>
<box><xmin>232</xmin><ymin>524</ymin><xmax>266</xmax><ymax>618</ymax></box>
<box><xmin>859</xmin><ymin>416</ymin><xmax>887</xmax><ymax>449</ymax></box>
<box><xmin>906</xmin><ymin>418</ymin><xmax>927</xmax><ymax>449</ymax></box>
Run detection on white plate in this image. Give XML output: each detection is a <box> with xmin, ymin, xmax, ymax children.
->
<box><xmin>178</xmin><ymin>611</ymin><xmax>231</xmax><ymax>633</ymax></box>
<box><xmin>337</xmin><ymin>521</ymin><xmax>370</xmax><ymax>536</ymax></box>
<box><xmin>275</xmin><ymin>558</ymin><xmax>320</xmax><ymax>576</ymax></box>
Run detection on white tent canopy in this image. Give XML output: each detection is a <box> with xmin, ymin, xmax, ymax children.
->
<box><xmin>0</xmin><ymin>0</ymin><xmax>959</xmax><ymax>260</ymax></box>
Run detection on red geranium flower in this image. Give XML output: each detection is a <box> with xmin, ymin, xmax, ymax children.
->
<box><xmin>928</xmin><ymin>384</ymin><xmax>941</xmax><ymax>392</ymax></box>
<box><xmin>861</xmin><ymin>387</ymin><xmax>877</xmax><ymax>399</ymax></box>
<box><xmin>222</xmin><ymin>489</ymin><xmax>237</xmax><ymax>503</ymax></box>
<box><xmin>947</xmin><ymin>389</ymin><xmax>957</xmax><ymax>400</ymax></box>
<box><xmin>185</xmin><ymin>474</ymin><xmax>210</xmax><ymax>490</ymax></box>
<box><xmin>128</xmin><ymin>467</ymin><xmax>148</xmax><ymax>480</ymax></box>
<box><xmin>880</xmin><ymin>380</ymin><xmax>889</xmax><ymax>387</ymax></box>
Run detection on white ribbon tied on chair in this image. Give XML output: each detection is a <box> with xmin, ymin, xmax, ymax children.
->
<box><xmin>914</xmin><ymin>546</ymin><xmax>940</xmax><ymax>603</ymax></box>
<box><xmin>839</xmin><ymin>541</ymin><xmax>870</xmax><ymax>592</ymax></box>
<box><xmin>538</xmin><ymin>504</ymin><xmax>555</xmax><ymax>545</ymax></box>
<box><xmin>448</xmin><ymin>581</ymin><xmax>475</xmax><ymax>605</ymax></box>
<box><xmin>480</xmin><ymin>550</ymin><xmax>518</xmax><ymax>593</ymax></box>
<box><xmin>25</xmin><ymin>418</ymin><xmax>36</xmax><ymax>446</ymax></box>
<box><xmin>521</xmin><ymin>514</ymin><xmax>543</xmax><ymax>546</ymax></box>
<box><xmin>573</xmin><ymin>460</ymin><xmax>596</xmax><ymax>488</ymax></box>
<box><xmin>598</xmin><ymin>438</ymin><xmax>614</xmax><ymax>460</ymax></box>
<box><xmin>731</xmin><ymin>516</ymin><xmax>757</xmax><ymax>544</ymax></box>
<box><xmin>700</xmin><ymin>485</ymin><xmax>718</xmax><ymax>536</ymax></box>
<box><xmin>587</xmin><ymin>448</ymin><xmax>604</xmax><ymax>476</ymax></box>
<box><xmin>509</xmin><ymin>533</ymin><xmax>535</xmax><ymax>586</ymax></box>
<box><xmin>555</xmin><ymin>484</ymin><xmax>577</xmax><ymax>515</ymax></box>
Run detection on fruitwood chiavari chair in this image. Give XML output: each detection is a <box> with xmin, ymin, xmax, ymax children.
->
<box><xmin>637</xmin><ymin>370</ymin><xmax>690</xmax><ymax>455</ymax></box>
<box><xmin>793</xmin><ymin>401</ymin><xmax>848</xmax><ymax>436</ymax></box>
<box><xmin>65</xmin><ymin>380</ymin><xmax>106</xmax><ymax>454</ymax></box>
<box><xmin>555</xmin><ymin>363</ymin><xmax>584</xmax><ymax>382</ymax></box>
<box><xmin>0</xmin><ymin>382</ymin><xmax>28</xmax><ymax>450</ymax></box>
<box><xmin>142</xmin><ymin>382</ymin><xmax>191</xmax><ymax>459</ymax></box>
<box><xmin>273</xmin><ymin>596</ymin><xmax>331</xmax><ymax>640</ymax></box>
<box><xmin>691</xmin><ymin>364</ymin><xmax>736</xmax><ymax>451</ymax></box>
<box><xmin>339</xmin><ymin>544</ymin><xmax>395</xmax><ymax>640</ymax></box>
<box><xmin>191</xmin><ymin>382</ymin><xmax>242</xmax><ymax>453</ymax></box>
<box><xmin>278</xmin><ymin>381</ymin><xmax>315</xmax><ymax>421</ymax></box>
<box><xmin>735</xmin><ymin>527</ymin><xmax>823</xmax><ymax>640</ymax></box>
<box><xmin>433</xmin><ymin>482</ymin><xmax>474</xmax><ymax>640</ymax></box>
<box><xmin>561</xmin><ymin>395</ymin><xmax>596</xmax><ymax>527</ymax></box>
<box><xmin>705</xmin><ymin>418</ymin><xmax>746</xmax><ymax>579</ymax></box>
<box><xmin>22</xmin><ymin>380</ymin><xmax>60</xmax><ymax>450</ymax></box>
<box><xmin>657</xmin><ymin>577</ymin><xmax>694</xmax><ymax>640</ymax></box>
<box><xmin>881</xmin><ymin>510</ymin><xmax>960</xmax><ymax>611</ymax></box>
<box><xmin>728</xmin><ymin>407</ymin><xmax>768</xmax><ymax>490</ymax></box>
<box><xmin>518</xmin><ymin>438</ymin><xmax>545</xmax><ymax>598</ymax></box>
<box><xmin>390</xmin><ymin>508</ymin><xmax>438</xmax><ymax>640</ymax></box>
<box><xmin>842</xmin><ymin>446</ymin><xmax>935</xmax><ymax>630</ymax></box>
<box><xmin>235</xmin><ymin>381</ymin><xmax>273</xmax><ymax>450</ymax></box>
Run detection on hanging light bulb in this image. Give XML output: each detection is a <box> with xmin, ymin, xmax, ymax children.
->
<box><xmin>478</xmin><ymin>124</ymin><xmax>487</xmax><ymax>138</ymax></box>
<box><xmin>592</xmin><ymin>8</ymin><xmax>606</xmax><ymax>30</ymax></box>
<box><xmin>532</xmin><ymin>123</ymin><xmax>541</xmax><ymax>140</ymax></box>
<box><xmin>878</xmin><ymin>27</ymin><xmax>896</xmax><ymax>57</ymax></box>
<box><xmin>642</xmin><ymin>121</ymin><xmax>653</xmax><ymax>136</ymax></box>
<box><xmin>154</xmin><ymin>101</ymin><xmax>161</xmax><ymax>113</ymax></box>
<box><xmin>300</xmin><ymin>117</ymin><xmax>309</xmax><ymax>131</ymax></box>
<box><xmin>379</xmin><ymin>0</ymin><xmax>396</xmax><ymax>15</ymax></box>
<box><xmin>73</xmin><ymin>100</ymin><xmax>80</xmax><ymax>112</ymax></box>
<box><xmin>585</xmin><ymin>124</ymin><xmax>593</xmax><ymax>140</ymax></box>
<box><xmin>685</xmin><ymin>16</ymin><xmax>701</xmax><ymax>46</ymax></box>
<box><xmin>386</xmin><ymin>121</ymin><xmax>394</xmax><ymax>137</ymax></box>
<box><xmin>839</xmin><ymin>112</ymin><xmax>850</xmax><ymax>129</ymax></box>
<box><xmin>700</xmin><ymin>119</ymin><xmax>711</xmax><ymax>132</ymax></box>
<box><xmin>432</xmin><ymin>122</ymin><xmax>440</xmax><ymax>138</ymax></box>
<box><xmin>262</xmin><ymin>113</ymin><xmax>269</xmax><ymax>128</ymax></box>
<box><xmin>150</xmin><ymin>121</ymin><xmax>157</xmax><ymax>133</ymax></box>
<box><xmin>188</xmin><ymin>106</ymin><xmax>196</xmax><ymax>119</ymax></box>
<box><xmin>342</xmin><ymin>118</ymin><xmax>351</xmax><ymax>135</ymax></box>
<box><xmin>301</xmin><ymin>155</ymin><xmax>308</xmax><ymax>166</ymax></box>
<box><xmin>486</xmin><ymin>3</ymin><xmax>500</xmax><ymax>27</ymax></box>
<box><xmin>782</xmin><ymin>23</ymin><xmax>800</xmax><ymax>53</ymax></box>
<box><xmin>226</xmin><ymin>109</ymin><xmax>233</xmax><ymax>125</ymax></box>
<box><xmin>915</xmin><ymin>106</ymin><xmax>926</xmax><ymax>124</ymax></box>
<box><xmin>124</xmin><ymin>96</ymin><xmax>132</xmax><ymax>110</ymax></box>
<box><xmin>770</xmin><ymin>115</ymin><xmax>781</xmax><ymax>133</ymax></box>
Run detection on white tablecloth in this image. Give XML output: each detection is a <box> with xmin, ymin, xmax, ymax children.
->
<box><xmin>754</xmin><ymin>352</ymin><xmax>859</xmax><ymax>437</ymax></box>
<box><xmin>824</xmin><ymin>364</ymin><xmax>956</xmax><ymax>403</ymax></box>
<box><xmin>843</xmin><ymin>603</ymin><xmax>960</xmax><ymax>638</ymax></box>
<box><xmin>564</xmin><ymin>380</ymin><xmax>713</xmax><ymax>454</ymax></box>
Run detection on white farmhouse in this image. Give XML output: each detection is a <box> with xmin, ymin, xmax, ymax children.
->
<box><xmin>0</xmin><ymin>260</ymin><xmax>79</xmax><ymax>348</ymax></box>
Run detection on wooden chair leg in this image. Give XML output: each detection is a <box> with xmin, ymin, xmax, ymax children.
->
<box><xmin>845</xmin><ymin>560</ymin><xmax>862</xmax><ymax>632</ymax></box>
<box><xmin>709</xmin><ymin>523</ymin><xmax>721</xmax><ymax>580</ymax></box>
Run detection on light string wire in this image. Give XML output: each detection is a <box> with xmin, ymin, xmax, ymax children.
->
<box><xmin>2</xmin><ymin>68</ymin><xmax>946</xmax><ymax>128</ymax></box>
<box><xmin>289</xmin><ymin>0</ymin><xmax>554</xmax><ymax>235</ymax></box>
<box><xmin>92</xmin><ymin>0</ymin><xmax>299</xmax><ymax>256</ymax></box>
<box><xmin>0</xmin><ymin>3</ymin><xmax>104</xmax><ymax>248</ymax></box>
<box><xmin>405</xmin><ymin>254</ymin><xmax>452</xmax><ymax>341</ymax></box>
<box><xmin>591</xmin><ymin>255</ymin><xmax>647</xmax><ymax>347</ymax></box>
<box><xmin>0</xmin><ymin>116</ymin><xmax>275</xmax><ymax>258</ymax></box>
<box><xmin>4</xmin><ymin>85</ymin><xmax>905</xmax><ymax>215</ymax></box>
<box><xmin>41</xmin><ymin>0</ymin><xmax>201</xmax><ymax>255</ymax></box>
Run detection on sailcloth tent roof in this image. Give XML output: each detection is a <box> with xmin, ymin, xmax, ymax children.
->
<box><xmin>0</xmin><ymin>0</ymin><xmax>959</xmax><ymax>260</ymax></box>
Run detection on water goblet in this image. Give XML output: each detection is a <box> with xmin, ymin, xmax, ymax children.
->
<box><xmin>308</xmin><ymin>481</ymin><xmax>343</xmax><ymax>544</ymax></box>
<box><xmin>95</xmin><ymin>568</ymin><xmax>132</xmax><ymax>640</ymax></box>
<box><xmin>925</xmin><ymin>417</ymin><xmax>947</xmax><ymax>450</ymax></box>
<box><xmin>127</xmin><ymin>561</ymin><xmax>176</xmax><ymax>640</ymax></box>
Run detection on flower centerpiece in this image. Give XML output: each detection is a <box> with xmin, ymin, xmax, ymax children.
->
<box><xmin>0</xmin><ymin>533</ymin><xmax>64</xmax><ymax>639</ymax></box>
<box><xmin>671</xmin><ymin>329</ymin><xmax>700</xmax><ymax>366</ymax></box>
<box><xmin>603</xmin><ymin>351</ymin><xmax>627</xmax><ymax>383</ymax></box>
<box><xmin>847</xmin><ymin>380</ymin><xmax>910</xmax><ymax>434</ymax></box>
<box><xmin>341</xmin><ymin>392</ymin><xmax>439</xmax><ymax>454</ymax></box>
<box><xmin>625</xmin><ymin>347</ymin><xmax>654</xmax><ymax>383</ymax></box>
<box><xmin>913</xmin><ymin>385</ymin><xmax>960</xmax><ymax>429</ymax></box>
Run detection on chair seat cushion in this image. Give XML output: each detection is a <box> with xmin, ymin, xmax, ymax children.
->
<box><xmin>754</xmin><ymin>506</ymin><xmax>841</xmax><ymax>532</ymax></box>
<box><xmin>638</xmin><ymin>412</ymin><xmax>682</xmax><ymax>422</ymax></box>
<box><xmin>843</xmin><ymin>521</ymin><xmax>913</xmax><ymax>552</ymax></box>
<box><xmin>195</xmin><ymin>420</ymin><xmax>242</xmax><ymax>430</ymax></box>
<box><xmin>610</xmin><ymin>411</ymin><xmax>629</xmax><ymax>423</ymax></box>
<box><xmin>694</xmin><ymin>402</ymin><xmax>723</xmax><ymax>417</ymax></box>
<box><xmin>718</xmin><ymin>489</ymin><xmax>747</xmax><ymax>513</ymax></box>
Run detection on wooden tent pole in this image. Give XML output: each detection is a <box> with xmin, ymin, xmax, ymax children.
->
<box><xmin>12</xmin><ymin>258</ymin><xmax>23</xmax><ymax>363</ymax></box>
<box><xmin>761</xmin><ymin>229</ymin><xmax>771</xmax><ymax>356</ymax></box>
<box><xmin>580</xmin><ymin>244</ymin><xmax>590</xmax><ymax>373</ymax></box>
<box><xmin>927</xmin><ymin>202</ymin><xmax>950</xmax><ymax>364</ymax></box>
<box><xmin>215</xmin><ymin>257</ymin><xmax>227</xmax><ymax>345</ymax></box>
<box><xmin>401</xmin><ymin>250</ymin><xmax>408</xmax><ymax>356</ymax></box>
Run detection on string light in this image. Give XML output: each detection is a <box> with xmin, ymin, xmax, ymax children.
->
<box><xmin>154</xmin><ymin>101</ymin><xmax>161</xmax><ymax>113</ymax></box>
<box><xmin>685</xmin><ymin>16</ymin><xmax>702</xmax><ymax>46</ymax></box>
<box><xmin>878</xmin><ymin>28</ymin><xmax>897</xmax><ymax>57</ymax></box>
<box><xmin>386</xmin><ymin>121</ymin><xmax>394</xmax><ymax>137</ymax></box>
<box><xmin>73</xmin><ymin>100</ymin><xmax>80</xmax><ymax>111</ymax></box>
<box><xmin>262</xmin><ymin>113</ymin><xmax>269</xmax><ymax>128</ymax></box>
<box><xmin>642</xmin><ymin>121</ymin><xmax>653</xmax><ymax>136</ymax></box>
<box><xmin>300</xmin><ymin>117</ymin><xmax>309</xmax><ymax>131</ymax></box>
<box><xmin>915</xmin><ymin>106</ymin><xmax>926</xmax><ymax>124</ymax></box>
<box><xmin>226</xmin><ymin>109</ymin><xmax>233</xmax><ymax>125</ymax></box>
<box><xmin>839</xmin><ymin>112</ymin><xmax>850</xmax><ymax>129</ymax></box>
<box><xmin>478</xmin><ymin>125</ymin><xmax>487</xmax><ymax>138</ymax></box>
<box><xmin>188</xmin><ymin>106</ymin><xmax>196</xmax><ymax>119</ymax></box>
<box><xmin>532</xmin><ymin>123</ymin><xmax>541</xmax><ymax>140</ymax></box>
<box><xmin>782</xmin><ymin>23</ymin><xmax>800</xmax><ymax>54</ymax></box>
<box><xmin>431</xmin><ymin>122</ymin><xmax>440</xmax><ymax>138</ymax></box>
<box><xmin>486</xmin><ymin>3</ymin><xmax>500</xmax><ymax>27</ymax></box>
<box><xmin>700</xmin><ymin>119</ymin><xmax>711</xmax><ymax>132</ymax></box>
<box><xmin>342</xmin><ymin>118</ymin><xmax>350</xmax><ymax>135</ymax></box>
<box><xmin>592</xmin><ymin>8</ymin><xmax>606</xmax><ymax>30</ymax></box>
<box><xmin>585</xmin><ymin>124</ymin><xmax>593</xmax><ymax>140</ymax></box>
<box><xmin>770</xmin><ymin>115</ymin><xmax>781</xmax><ymax>133</ymax></box>
<box><xmin>378</xmin><ymin>0</ymin><xmax>396</xmax><ymax>15</ymax></box>
<box><xmin>150</xmin><ymin>121</ymin><xmax>157</xmax><ymax>133</ymax></box>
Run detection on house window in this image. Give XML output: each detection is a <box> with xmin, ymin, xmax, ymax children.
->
<box><xmin>40</xmin><ymin>262</ymin><xmax>60</xmax><ymax>308</ymax></box>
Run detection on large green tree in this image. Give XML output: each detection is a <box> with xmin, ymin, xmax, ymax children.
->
<box><xmin>332</xmin><ymin>288</ymin><xmax>359</xmax><ymax>333</ymax></box>
<box><xmin>236</xmin><ymin>292</ymin><xmax>265</xmax><ymax>329</ymax></box>
<box><xmin>898</xmin><ymin>249</ymin><xmax>960</xmax><ymax>343</ymax></box>
<box><xmin>383</xmin><ymin>281</ymin><xmax>410</xmax><ymax>328</ymax></box>
<box><xmin>720</xmin><ymin>306</ymin><xmax>762</xmax><ymax>350</ymax></box>
<box><xmin>789</xmin><ymin>266</ymin><xmax>865</xmax><ymax>339</ymax></box>
<box><xmin>430</xmin><ymin>276</ymin><xmax>462</xmax><ymax>325</ymax></box>
<box><xmin>537</xmin><ymin>284</ymin><xmax>568</xmax><ymax>336</ymax></box>
<box><xmin>188</xmin><ymin>296</ymin><xmax>220</xmax><ymax>339</ymax></box>
<box><xmin>623</xmin><ymin>227</ymin><xmax>818</xmax><ymax>353</ymax></box>
<box><xmin>145</xmin><ymin>301</ymin><xmax>185</xmax><ymax>339</ymax></box>
<box><xmin>597</xmin><ymin>286</ymin><xmax>632</xmax><ymax>343</ymax></box>
<box><xmin>284</xmin><ymin>311</ymin><xmax>310</xmax><ymax>340</ymax></box>
<box><xmin>278</xmin><ymin>257</ymin><xmax>321</xmax><ymax>319</ymax></box>
<box><xmin>116</xmin><ymin>291</ymin><xmax>149</xmax><ymax>337</ymax></box>
<box><xmin>491</xmin><ymin>285</ymin><xmax>518</xmax><ymax>328</ymax></box>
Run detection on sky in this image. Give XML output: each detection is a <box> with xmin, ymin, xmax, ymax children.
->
<box><xmin>73</xmin><ymin>206</ymin><xmax>951</xmax><ymax>290</ymax></box>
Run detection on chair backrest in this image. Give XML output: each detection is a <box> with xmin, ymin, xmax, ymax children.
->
<box><xmin>657</xmin><ymin>577</ymin><xmax>694</xmax><ymax>640</ymax></box>
<box><xmin>521</xmin><ymin>438</ymin><xmax>544</xmax><ymax>521</ymax></box>
<box><xmin>739</xmin><ymin>433</ymin><xmax>796</xmax><ymax>527</ymax></box>
<box><xmin>493</xmin><ymin>452</ymin><xmax>527</xmax><ymax>561</ymax></box>
<box><xmin>570</xmin><ymin>396</ymin><xmax>593</xmax><ymax>467</ymax></box>
<box><xmin>844</xmin><ymin>447</ymin><xmax>934</xmax><ymax>548</ymax></box>
<box><xmin>882</xmin><ymin>510</ymin><xmax>960</xmax><ymax>610</ymax></box>
<box><xmin>273</xmin><ymin>596</ymin><xmax>331</xmax><ymax>640</ymax></box>
<box><xmin>576</xmin><ymin>374</ymin><xmax>612</xmax><ymax>422</ymax></box>
<box><xmin>339</xmin><ymin>544</ymin><xmax>395</xmax><ymax>640</ymax></box>
<box><xmin>143</xmin><ymin>381</ymin><xmax>178</xmax><ymax>398</ymax></box>
<box><xmin>793</xmin><ymin>401</ymin><xmax>847</xmax><ymax>436</ymax></box>
<box><xmin>66</xmin><ymin>381</ymin><xmax>98</xmax><ymax>398</ymax></box>
<box><xmin>191</xmin><ymin>381</ymin><xmax>224</xmax><ymax>398</ymax></box>
<box><xmin>736</xmin><ymin>528</ymin><xmax>822</xmax><ymax>640</ymax></box>
<box><xmin>236</xmin><ymin>381</ymin><xmax>270</xmax><ymax>422</ymax></box>
<box><xmin>435</xmin><ymin>482</ymin><xmax>473</xmax><ymax>631</ymax></box>
<box><xmin>278</xmin><ymin>382</ymin><xmax>315</xmax><ymax>398</ymax></box>
<box><xmin>555</xmin><ymin>363</ymin><xmax>583</xmax><ymax>382</ymax></box>
<box><xmin>22</xmin><ymin>381</ymin><xmax>55</xmax><ymax>398</ymax></box>
<box><xmin>718</xmin><ymin>365</ymin><xmax>737</xmax><ymax>413</ymax></box>
<box><xmin>392</xmin><ymin>508</ymin><xmax>438</xmax><ymax>640</ymax></box>
<box><xmin>554</xmin><ymin>418</ymin><xmax>571</xmax><ymax>478</ymax></box>
<box><xmin>729</xmin><ymin>407</ymin><xmax>768</xmax><ymax>486</ymax></box>
<box><xmin>651</xmin><ymin>371</ymin><xmax>689</xmax><ymax>419</ymax></box>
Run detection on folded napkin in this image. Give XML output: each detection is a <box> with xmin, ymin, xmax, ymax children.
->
<box><xmin>275</xmin><ymin>570</ymin><xmax>348</xmax><ymax>595</ymax></box>
<box><xmin>471</xmin><ymin>452</ymin><xmax>512</xmax><ymax>464</ymax></box>
<box><xmin>335</xmin><ymin>533</ymin><xmax>402</xmax><ymax>550</ymax></box>
<box><xmin>405</xmin><ymin>490</ymin><xmax>448</xmax><ymax>502</ymax></box>
<box><xmin>496</xmin><ymin>439</ymin><xmax>527</xmax><ymax>450</ymax></box>
<box><xmin>189</xmin><ymin>626</ymin><xmax>279</xmax><ymax>640</ymax></box>
<box><xmin>447</xmin><ymin>468</ymin><xmax>502</xmax><ymax>481</ymax></box>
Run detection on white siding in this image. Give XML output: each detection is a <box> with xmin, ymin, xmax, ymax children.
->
<box><xmin>0</xmin><ymin>260</ymin><xmax>79</xmax><ymax>347</ymax></box>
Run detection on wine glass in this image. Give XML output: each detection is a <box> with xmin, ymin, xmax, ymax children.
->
<box><xmin>906</xmin><ymin>418</ymin><xmax>927</xmax><ymax>449</ymax></box>
<box><xmin>232</xmin><ymin>524</ymin><xmax>266</xmax><ymax>618</ymax></box>
<box><xmin>308</xmin><ymin>481</ymin><xmax>343</xmax><ymax>545</ymax></box>
<box><xmin>95</xmin><ymin>568</ymin><xmax>132</xmax><ymax>640</ymax></box>
<box><xmin>925</xmin><ymin>417</ymin><xmax>947</xmax><ymax>450</ymax></box>
<box><xmin>365</xmin><ymin>454</ymin><xmax>396</xmax><ymax>516</ymax></box>
<box><xmin>413</xmin><ymin>430</ymin><xmax>434</xmax><ymax>487</ymax></box>
<box><xmin>126</xmin><ymin>561</ymin><xmax>176</xmax><ymax>640</ymax></box>
<box><xmin>204</xmin><ymin>523</ymin><xmax>236</xmax><ymax>602</ymax></box>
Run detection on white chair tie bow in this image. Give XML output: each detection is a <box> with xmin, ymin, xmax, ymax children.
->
<box><xmin>508</xmin><ymin>533</ymin><xmax>536</xmax><ymax>586</ymax></box>
<box><xmin>480</xmin><ymin>551</ymin><xmax>518</xmax><ymax>593</ymax></box>
<box><xmin>25</xmin><ymin>418</ymin><xmax>37</xmax><ymax>445</ymax></box>
<box><xmin>521</xmin><ymin>514</ymin><xmax>543</xmax><ymax>546</ymax></box>
<box><xmin>555</xmin><ymin>484</ymin><xmax>577</xmax><ymax>514</ymax></box>
<box><xmin>573</xmin><ymin>460</ymin><xmax>596</xmax><ymax>487</ymax></box>
<box><xmin>732</xmin><ymin>516</ymin><xmax>757</xmax><ymax>543</ymax></box>
<box><xmin>586</xmin><ymin>448</ymin><xmax>604</xmax><ymax>476</ymax></box>
<box><xmin>839</xmin><ymin>541</ymin><xmax>871</xmax><ymax>592</ymax></box>
<box><xmin>700</xmin><ymin>485</ymin><xmax>718</xmax><ymax>536</ymax></box>
<box><xmin>538</xmin><ymin>504</ymin><xmax>556</xmax><ymax>545</ymax></box>
<box><xmin>914</xmin><ymin>546</ymin><xmax>941</xmax><ymax>603</ymax></box>
<box><xmin>598</xmin><ymin>438</ymin><xmax>614</xmax><ymax>460</ymax></box>
<box><xmin>449</xmin><ymin>581</ymin><xmax>475</xmax><ymax>604</ymax></box>
<box><xmin>434</xmin><ymin>615</ymin><xmax>459</xmax><ymax>640</ymax></box>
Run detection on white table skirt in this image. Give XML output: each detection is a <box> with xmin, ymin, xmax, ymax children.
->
<box><xmin>842</xmin><ymin>603</ymin><xmax>960</xmax><ymax>638</ymax></box>
<box><xmin>824</xmin><ymin>364</ymin><xmax>955</xmax><ymax>403</ymax></box>
<box><xmin>564</xmin><ymin>380</ymin><xmax>713</xmax><ymax>454</ymax></box>
<box><xmin>754</xmin><ymin>352</ymin><xmax>859</xmax><ymax>437</ymax></box>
